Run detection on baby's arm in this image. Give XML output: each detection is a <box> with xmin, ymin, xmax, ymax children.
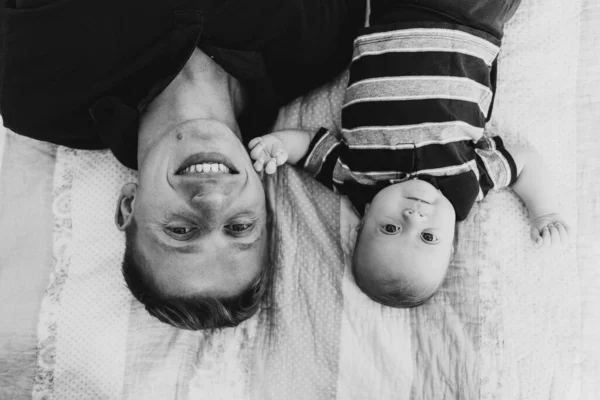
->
<box><xmin>248</xmin><ymin>129</ymin><xmax>315</xmax><ymax>174</ymax></box>
<box><xmin>507</xmin><ymin>146</ymin><xmax>571</xmax><ymax>248</ymax></box>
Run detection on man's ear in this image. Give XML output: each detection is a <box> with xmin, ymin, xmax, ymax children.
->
<box><xmin>115</xmin><ymin>183</ymin><xmax>138</xmax><ymax>231</ymax></box>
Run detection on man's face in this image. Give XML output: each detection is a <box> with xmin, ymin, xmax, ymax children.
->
<box><xmin>117</xmin><ymin>119</ymin><xmax>268</xmax><ymax>298</ymax></box>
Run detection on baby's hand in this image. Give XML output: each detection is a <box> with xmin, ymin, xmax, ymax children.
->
<box><xmin>248</xmin><ymin>134</ymin><xmax>288</xmax><ymax>174</ymax></box>
<box><xmin>530</xmin><ymin>213</ymin><xmax>571</xmax><ymax>249</ymax></box>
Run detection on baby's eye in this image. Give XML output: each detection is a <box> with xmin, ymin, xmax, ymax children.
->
<box><xmin>421</xmin><ymin>232</ymin><xmax>439</xmax><ymax>243</ymax></box>
<box><xmin>383</xmin><ymin>224</ymin><xmax>400</xmax><ymax>234</ymax></box>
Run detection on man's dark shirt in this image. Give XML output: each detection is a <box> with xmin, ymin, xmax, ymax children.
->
<box><xmin>0</xmin><ymin>0</ymin><xmax>366</xmax><ymax>169</ymax></box>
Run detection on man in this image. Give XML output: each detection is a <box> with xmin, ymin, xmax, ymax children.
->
<box><xmin>0</xmin><ymin>0</ymin><xmax>366</xmax><ymax>329</ymax></box>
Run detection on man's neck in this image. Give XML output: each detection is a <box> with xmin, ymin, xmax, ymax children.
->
<box><xmin>137</xmin><ymin>48</ymin><xmax>246</xmax><ymax>158</ymax></box>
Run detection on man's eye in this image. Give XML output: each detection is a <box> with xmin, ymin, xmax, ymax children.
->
<box><xmin>383</xmin><ymin>224</ymin><xmax>400</xmax><ymax>234</ymax></box>
<box><xmin>227</xmin><ymin>223</ymin><xmax>252</xmax><ymax>233</ymax></box>
<box><xmin>167</xmin><ymin>227</ymin><xmax>194</xmax><ymax>235</ymax></box>
<box><xmin>421</xmin><ymin>232</ymin><xmax>439</xmax><ymax>243</ymax></box>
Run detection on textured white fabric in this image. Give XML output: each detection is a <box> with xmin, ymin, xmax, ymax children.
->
<box><xmin>474</xmin><ymin>1</ymin><xmax>581</xmax><ymax>398</ymax></box>
<box><xmin>575</xmin><ymin>0</ymin><xmax>600</xmax><ymax>397</ymax></box>
<box><xmin>53</xmin><ymin>148</ymin><xmax>134</xmax><ymax>399</ymax></box>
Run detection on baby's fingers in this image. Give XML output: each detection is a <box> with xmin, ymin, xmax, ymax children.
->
<box><xmin>548</xmin><ymin>224</ymin><xmax>561</xmax><ymax>247</ymax></box>
<box><xmin>253</xmin><ymin>158</ymin><xmax>265</xmax><ymax>172</ymax></box>
<box><xmin>275</xmin><ymin>151</ymin><xmax>288</xmax><ymax>166</ymax></box>
<box><xmin>555</xmin><ymin>222</ymin><xmax>571</xmax><ymax>248</ymax></box>
<box><xmin>264</xmin><ymin>159</ymin><xmax>278</xmax><ymax>175</ymax></box>
<box><xmin>535</xmin><ymin>226</ymin><xmax>552</xmax><ymax>248</ymax></box>
<box><xmin>249</xmin><ymin>141</ymin><xmax>266</xmax><ymax>161</ymax></box>
<box><xmin>248</xmin><ymin>137</ymin><xmax>264</xmax><ymax>150</ymax></box>
<box><xmin>530</xmin><ymin>225</ymin><xmax>543</xmax><ymax>247</ymax></box>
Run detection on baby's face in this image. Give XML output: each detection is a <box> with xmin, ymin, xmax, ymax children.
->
<box><xmin>354</xmin><ymin>179</ymin><xmax>456</xmax><ymax>300</ymax></box>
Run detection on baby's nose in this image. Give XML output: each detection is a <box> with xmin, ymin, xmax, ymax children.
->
<box><xmin>403</xmin><ymin>208</ymin><xmax>427</xmax><ymax>219</ymax></box>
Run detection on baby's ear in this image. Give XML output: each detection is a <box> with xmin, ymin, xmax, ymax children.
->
<box><xmin>450</xmin><ymin>244</ymin><xmax>456</xmax><ymax>259</ymax></box>
<box><xmin>354</xmin><ymin>222</ymin><xmax>363</xmax><ymax>233</ymax></box>
<box><xmin>364</xmin><ymin>203</ymin><xmax>371</xmax><ymax>215</ymax></box>
<box><xmin>354</xmin><ymin>203</ymin><xmax>370</xmax><ymax>233</ymax></box>
<box><xmin>115</xmin><ymin>183</ymin><xmax>137</xmax><ymax>231</ymax></box>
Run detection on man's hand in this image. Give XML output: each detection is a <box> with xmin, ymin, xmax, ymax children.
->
<box><xmin>248</xmin><ymin>135</ymin><xmax>289</xmax><ymax>174</ymax></box>
<box><xmin>530</xmin><ymin>213</ymin><xmax>571</xmax><ymax>249</ymax></box>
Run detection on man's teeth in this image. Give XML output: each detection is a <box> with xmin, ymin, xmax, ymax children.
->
<box><xmin>181</xmin><ymin>163</ymin><xmax>230</xmax><ymax>174</ymax></box>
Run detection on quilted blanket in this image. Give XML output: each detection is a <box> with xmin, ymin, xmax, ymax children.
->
<box><xmin>1</xmin><ymin>0</ymin><xmax>598</xmax><ymax>398</ymax></box>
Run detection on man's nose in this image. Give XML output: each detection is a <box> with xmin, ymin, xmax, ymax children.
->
<box><xmin>191</xmin><ymin>192</ymin><xmax>229</xmax><ymax>212</ymax></box>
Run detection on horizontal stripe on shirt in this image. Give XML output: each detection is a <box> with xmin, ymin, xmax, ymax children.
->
<box><xmin>352</xmin><ymin>28</ymin><xmax>500</xmax><ymax>66</ymax></box>
<box><xmin>344</xmin><ymin>76</ymin><xmax>493</xmax><ymax>115</ymax></box>
<box><xmin>342</xmin><ymin>98</ymin><xmax>486</xmax><ymax>129</ymax></box>
<box><xmin>341</xmin><ymin>140</ymin><xmax>474</xmax><ymax>172</ymax></box>
<box><xmin>341</xmin><ymin>121</ymin><xmax>484</xmax><ymax>148</ymax></box>
<box><xmin>331</xmin><ymin>158</ymin><xmax>479</xmax><ymax>186</ymax></box>
<box><xmin>347</xmin><ymin>51</ymin><xmax>491</xmax><ymax>87</ymax></box>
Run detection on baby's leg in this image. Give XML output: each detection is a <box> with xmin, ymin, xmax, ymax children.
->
<box><xmin>369</xmin><ymin>0</ymin><xmax>523</xmax><ymax>39</ymax></box>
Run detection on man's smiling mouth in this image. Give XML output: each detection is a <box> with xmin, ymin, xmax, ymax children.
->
<box><xmin>175</xmin><ymin>152</ymin><xmax>239</xmax><ymax>175</ymax></box>
<box><xmin>180</xmin><ymin>163</ymin><xmax>231</xmax><ymax>174</ymax></box>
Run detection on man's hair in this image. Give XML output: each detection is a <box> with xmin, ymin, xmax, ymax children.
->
<box><xmin>121</xmin><ymin>214</ymin><xmax>274</xmax><ymax>331</ymax></box>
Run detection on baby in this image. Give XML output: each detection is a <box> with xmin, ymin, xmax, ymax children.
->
<box><xmin>248</xmin><ymin>0</ymin><xmax>571</xmax><ymax>308</ymax></box>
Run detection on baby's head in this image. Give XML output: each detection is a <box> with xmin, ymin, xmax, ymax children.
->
<box><xmin>352</xmin><ymin>179</ymin><xmax>456</xmax><ymax>307</ymax></box>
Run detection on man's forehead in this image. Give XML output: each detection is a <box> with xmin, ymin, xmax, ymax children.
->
<box><xmin>140</xmin><ymin>237</ymin><xmax>266</xmax><ymax>297</ymax></box>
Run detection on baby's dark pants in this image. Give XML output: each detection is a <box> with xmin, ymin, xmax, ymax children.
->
<box><xmin>370</xmin><ymin>0</ymin><xmax>523</xmax><ymax>39</ymax></box>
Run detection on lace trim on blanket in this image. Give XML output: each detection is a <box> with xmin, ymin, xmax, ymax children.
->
<box><xmin>32</xmin><ymin>147</ymin><xmax>76</xmax><ymax>400</ymax></box>
<box><xmin>474</xmin><ymin>204</ymin><xmax>504</xmax><ymax>400</ymax></box>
